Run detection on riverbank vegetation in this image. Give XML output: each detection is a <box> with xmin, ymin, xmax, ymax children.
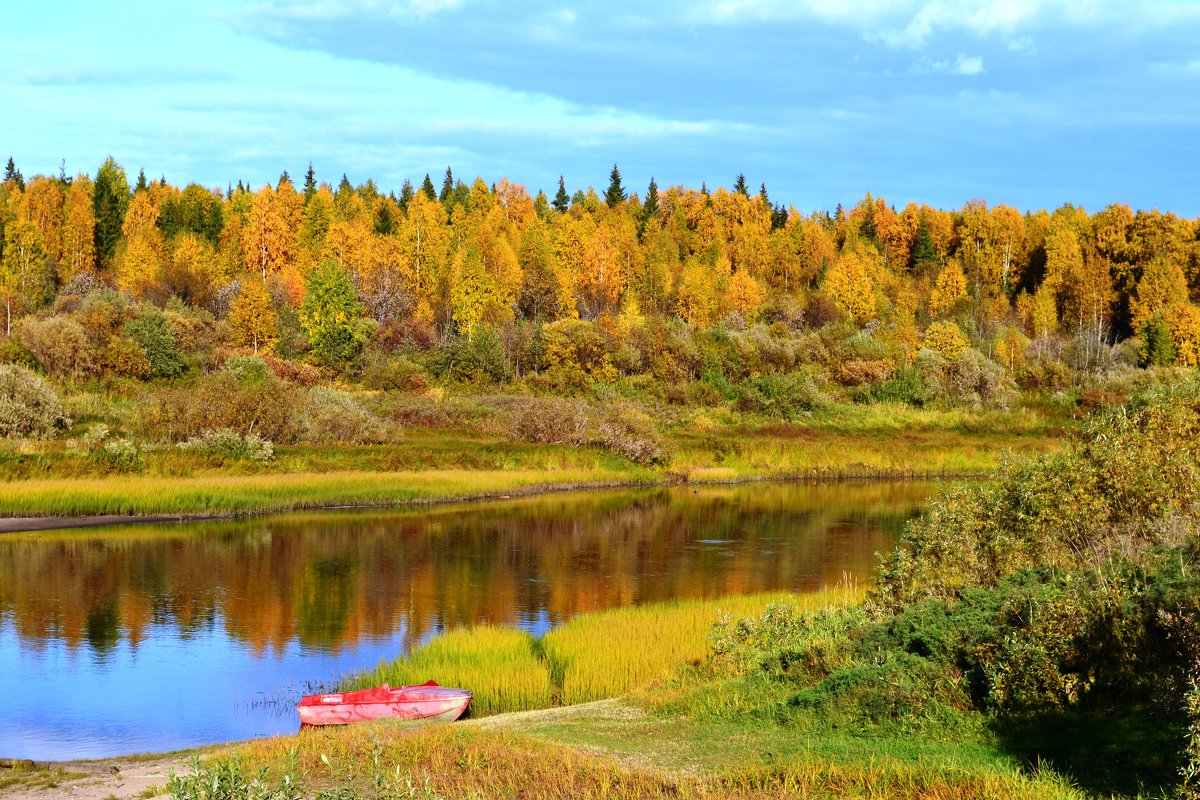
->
<box><xmin>163</xmin><ymin>380</ymin><xmax>1200</xmax><ymax>798</ymax></box>
<box><xmin>3</xmin><ymin>159</ymin><xmax>1200</xmax><ymax>515</ymax></box>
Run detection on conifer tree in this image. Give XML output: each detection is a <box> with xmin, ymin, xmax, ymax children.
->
<box><xmin>4</xmin><ymin>158</ymin><xmax>23</xmax><ymax>189</ymax></box>
<box><xmin>733</xmin><ymin>173</ymin><xmax>749</xmax><ymax>196</ymax></box>
<box><xmin>553</xmin><ymin>176</ymin><xmax>570</xmax><ymax>213</ymax></box>
<box><xmin>303</xmin><ymin>162</ymin><xmax>317</xmax><ymax>204</ymax></box>
<box><xmin>420</xmin><ymin>174</ymin><xmax>437</xmax><ymax>201</ymax></box>
<box><xmin>910</xmin><ymin>219</ymin><xmax>938</xmax><ymax>271</ymax></box>
<box><xmin>135</xmin><ymin>168</ymin><xmax>148</xmax><ymax>193</ymax></box>
<box><xmin>93</xmin><ymin>156</ymin><xmax>130</xmax><ymax>265</ymax></box>
<box><xmin>641</xmin><ymin>177</ymin><xmax>659</xmax><ymax>236</ymax></box>
<box><xmin>398</xmin><ymin>179</ymin><xmax>415</xmax><ymax>212</ymax></box>
<box><xmin>604</xmin><ymin>164</ymin><xmax>626</xmax><ymax>208</ymax></box>
<box><xmin>440</xmin><ymin>167</ymin><xmax>454</xmax><ymax>205</ymax></box>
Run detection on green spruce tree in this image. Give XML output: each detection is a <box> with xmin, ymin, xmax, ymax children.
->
<box><xmin>93</xmin><ymin>156</ymin><xmax>131</xmax><ymax>266</ymax></box>
<box><xmin>1140</xmin><ymin>314</ymin><xmax>1177</xmax><ymax>367</ymax></box>
<box><xmin>553</xmin><ymin>176</ymin><xmax>570</xmax><ymax>213</ymax></box>
<box><xmin>398</xmin><ymin>179</ymin><xmax>415</xmax><ymax>212</ymax></box>
<box><xmin>3</xmin><ymin>158</ymin><xmax>22</xmax><ymax>189</ymax></box>
<box><xmin>604</xmin><ymin>164</ymin><xmax>626</xmax><ymax>208</ymax></box>
<box><xmin>303</xmin><ymin>162</ymin><xmax>317</xmax><ymax>204</ymax></box>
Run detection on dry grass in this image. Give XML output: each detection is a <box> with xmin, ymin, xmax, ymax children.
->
<box><xmin>0</xmin><ymin>467</ymin><xmax>648</xmax><ymax>517</ymax></box>
<box><xmin>225</xmin><ymin>722</ymin><xmax>1085</xmax><ymax>800</ymax></box>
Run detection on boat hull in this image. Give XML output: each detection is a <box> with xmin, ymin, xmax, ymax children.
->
<box><xmin>298</xmin><ymin>681</ymin><xmax>472</xmax><ymax>727</ymax></box>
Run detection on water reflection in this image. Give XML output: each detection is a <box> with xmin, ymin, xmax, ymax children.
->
<box><xmin>0</xmin><ymin>481</ymin><xmax>935</xmax><ymax>758</ymax></box>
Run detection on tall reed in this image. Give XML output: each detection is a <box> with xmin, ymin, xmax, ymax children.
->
<box><xmin>346</xmin><ymin>625</ymin><xmax>553</xmax><ymax>716</ymax></box>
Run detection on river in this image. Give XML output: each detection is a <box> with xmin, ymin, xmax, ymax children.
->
<box><xmin>0</xmin><ymin>481</ymin><xmax>937</xmax><ymax>760</ymax></box>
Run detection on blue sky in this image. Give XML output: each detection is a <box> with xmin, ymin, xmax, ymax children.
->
<box><xmin>3</xmin><ymin>1</ymin><xmax>1199</xmax><ymax>215</ymax></box>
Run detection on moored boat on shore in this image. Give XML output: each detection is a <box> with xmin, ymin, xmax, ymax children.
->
<box><xmin>298</xmin><ymin>680</ymin><xmax>472</xmax><ymax>726</ymax></box>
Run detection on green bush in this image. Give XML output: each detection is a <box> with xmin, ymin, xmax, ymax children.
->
<box><xmin>873</xmin><ymin>381</ymin><xmax>1200</xmax><ymax>612</ymax></box>
<box><xmin>736</xmin><ymin>371</ymin><xmax>828</xmax><ymax>420</ymax></box>
<box><xmin>125</xmin><ymin>308</ymin><xmax>187</xmax><ymax>379</ymax></box>
<box><xmin>177</xmin><ymin>428</ymin><xmax>274</xmax><ymax>463</ymax></box>
<box><xmin>855</xmin><ymin>366</ymin><xmax>930</xmax><ymax>406</ymax></box>
<box><xmin>362</xmin><ymin>357</ymin><xmax>428</xmax><ymax>393</ymax></box>
<box><xmin>0</xmin><ymin>364</ymin><xmax>71</xmax><ymax>438</ymax></box>
<box><xmin>443</xmin><ymin>328</ymin><xmax>511</xmax><ymax>383</ymax></box>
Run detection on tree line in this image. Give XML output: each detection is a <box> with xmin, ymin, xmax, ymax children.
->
<box><xmin>2</xmin><ymin>155</ymin><xmax>1199</xmax><ymax>379</ymax></box>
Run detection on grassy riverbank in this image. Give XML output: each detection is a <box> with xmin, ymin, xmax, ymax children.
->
<box><xmin>0</xmin><ymin>403</ymin><xmax>1060</xmax><ymax>519</ymax></box>
<box><xmin>161</xmin><ymin>386</ymin><xmax>1200</xmax><ymax>800</ymax></box>
<box><xmin>171</xmin><ymin>587</ymin><xmax>1091</xmax><ymax>800</ymax></box>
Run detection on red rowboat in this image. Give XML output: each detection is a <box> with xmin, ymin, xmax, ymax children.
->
<box><xmin>298</xmin><ymin>680</ymin><xmax>472</xmax><ymax>727</ymax></box>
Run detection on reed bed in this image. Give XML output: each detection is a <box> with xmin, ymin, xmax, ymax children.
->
<box><xmin>0</xmin><ymin>467</ymin><xmax>642</xmax><ymax>518</ymax></box>
<box><xmin>541</xmin><ymin>586</ymin><xmax>864</xmax><ymax>705</ymax></box>
<box><xmin>345</xmin><ymin>587</ymin><xmax>864</xmax><ymax>716</ymax></box>
<box><xmin>346</xmin><ymin>625</ymin><xmax>554</xmax><ymax>716</ymax></box>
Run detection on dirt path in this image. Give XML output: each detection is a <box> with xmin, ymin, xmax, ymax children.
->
<box><xmin>0</xmin><ymin>757</ymin><xmax>191</xmax><ymax>799</ymax></box>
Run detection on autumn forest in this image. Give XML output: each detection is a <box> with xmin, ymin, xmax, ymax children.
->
<box><xmin>2</xmin><ymin>154</ymin><xmax>1200</xmax><ymax>478</ymax></box>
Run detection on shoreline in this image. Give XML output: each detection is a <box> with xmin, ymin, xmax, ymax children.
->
<box><xmin>0</xmin><ymin>466</ymin><xmax>974</xmax><ymax>534</ymax></box>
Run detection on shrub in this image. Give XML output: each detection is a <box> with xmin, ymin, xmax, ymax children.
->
<box><xmin>939</xmin><ymin>348</ymin><xmax>1017</xmax><ymax>409</ymax></box>
<box><xmin>0</xmin><ymin>364</ymin><xmax>71</xmax><ymax>438</ymax></box>
<box><xmin>873</xmin><ymin>381</ymin><xmax>1200</xmax><ymax>613</ymax></box>
<box><xmin>855</xmin><ymin>366</ymin><xmax>930</xmax><ymax>406</ymax></box>
<box><xmin>0</xmin><ymin>337</ymin><xmax>37</xmax><ymax>368</ymax></box>
<box><xmin>297</xmin><ymin>387</ymin><xmax>392</xmax><ymax>444</ymax></box>
<box><xmin>362</xmin><ymin>357</ymin><xmax>428</xmax><ymax>393</ymax></box>
<box><xmin>17</xmin><ymin>316</ymin><xmax>97</xmax><ymax>379</ymax></box>
<box><xmin>593</xmin><ymin>404</ymin><xmax>667</xmax><ymax>466</ymax></box>
<box><xmin>443</xmin><ymin>328</ymin><xmax>511</xmax><ymax>383</ymax></box>
<box><xmin>260</xmin><ymin>354</ymin><xmax>323</xmax><ymax>386</ymax></box>
<box><xmin>125</xmin><ymin>308</ymin><xmax>187</xmax><ymax>378</ymax></box>
<box><xmin>98</xmin><ymin>335</ymin><xmax>151</xmax><ymax>378</ymax></box>
<box><xmin>737</xmin><ymin>371</ymin><xmax>829</xmax><ymax>420</ymax></box>
<box><xmin>922</xmin><ymin>320</ymin><xmax>970</xmax><ymax>358</ymax></box>
<box><xmin>219</xmin><ymin>355</ymin><xmax>274</xmax><ymax>385</ymax></box>
<box><xmin>139</xmin><ymin>370</ymin><xmax>299</xmax><ymax>443</ymax></box>
<box><xmin>835</xmin><ymin>359</ymin><xmax>893</xmax><ymax>387</ymax></box>
<box><xmin>507</xmin><ymin>396</ymin><xmax>589</xmax><ymax>445</ymax></box>
<box><xmin>709</xmin><ymin>604</ymin><xmax>868</xmax><ymax>682</ymax></box>
<box><xmin>177</xmin><ymin>428</ymin><xmax>274</xmax><ymax>463</ymax></box>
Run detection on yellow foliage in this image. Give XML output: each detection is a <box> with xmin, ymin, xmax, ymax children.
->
<box><xmin>821</xmin><ymin>245</ymin><xmax>877</xmax><ymax>323</ymax></box>
<box><xmin>922</xmin><ymin>320</ymin><xmax>970</xmax><ymax>358</ymax></box>
<box><xmin>228</xmin><ymin>279</ymin><xmax>278</xmax><ymax>354</ymax></box>
<box><xmin>116</xmin><ymin>231</ymin><xmax>164</xmax><ymax>299</ymax></box>
<box><xmin>676</xmin><ymin>260</ymin><xmax>719</xmax><ymax>327</ymax></box>
<box><xmin>1131</xmin><ymin>257</ymin><xmax>1189</xmax><ymax>331</ymax></box>
<box><xmin>929</xmin><ymin>261</ymin><xmax>967</xmax><ymax>317</ymax></box>
<box><xmin>1030</xmin><ymin>289</ymin><xmax>1058</xmax><ymax>338</ymax></box>
<box><xmin>724</xmin><ymin>269</ymin><xmax>763</xmax><ymax>316</ymax></box>
<box><xmin>993</xmin><ymin>327</ymin><xmax>1028</xmax><ymax>371</ymax></box>
<box><xmin>1167</xmin><ymin>302</ymin><xmax>1200</xmax><ymax>367</ymax></box>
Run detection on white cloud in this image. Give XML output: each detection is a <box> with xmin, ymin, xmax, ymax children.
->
<box><xmin>244</xmin><ymin>0</ymin><xmax>463</xmax><ymax>22</ymax></box>
<box><xmin>952</xmin><ymin>54</ymin><xmax>985</xmax><ymax>75</ymax></box>
<box><xmin>911</xmin><ymin>53</ymin><xmax>986</xmax><ymax>76</ymax></box>
<box><xmin>693</xmin><ymin>0</ymin><xmax>1200</xmax><ymax>49</ymax></box>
